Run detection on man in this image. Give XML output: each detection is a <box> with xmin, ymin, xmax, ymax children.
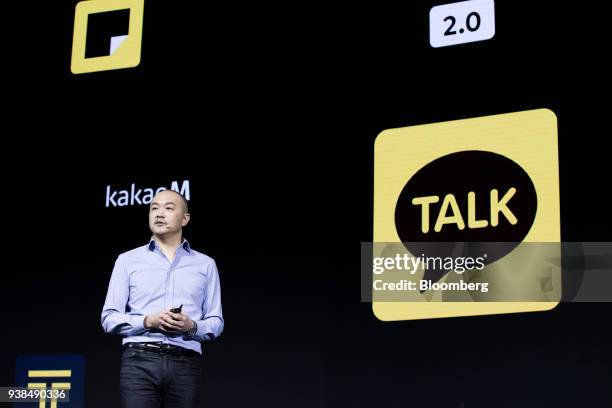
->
<box><xmin>101</xmin><ymin>189</ymin><xmax>224</xmax><ymax>408</ymax></box>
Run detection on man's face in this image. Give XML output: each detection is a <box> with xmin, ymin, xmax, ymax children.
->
<box><xmin>149</xmin><ymin>190</ymin><xmax>190</xmax><ymax>237</ymax></box>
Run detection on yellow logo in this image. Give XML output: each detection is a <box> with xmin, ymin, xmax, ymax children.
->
<box><xmin>373</xmin><ymin>109</ymin><xmax>561</xmax><ymax>320</ymax></box>
<box><xmin>27</xmin><ymin>370</ymin><xmax>71</xmax><ymax>407</ymax></box>
<box><xmin>71</xmin><ymin>0</ymin><xmax>144</xmax><ymax>74</ymax></box>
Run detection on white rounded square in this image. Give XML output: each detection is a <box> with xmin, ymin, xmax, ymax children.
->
<box><xmin>430</xmin><ymin>0</ymin><xmax>495</xmax><ymax>48</ymax></box>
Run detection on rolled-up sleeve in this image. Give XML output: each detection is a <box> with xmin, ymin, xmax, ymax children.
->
<box><xmin>193</xmin><ymin>259</ymin><xmax>224</xmax><ymax>341</ymax></box>
<box><xmin>101</xmin><ymin>255</ymin><xmax>146</xmax><ymax>336</ymax></box>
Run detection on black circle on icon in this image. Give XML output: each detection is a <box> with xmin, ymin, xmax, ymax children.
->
<box><xmin>394</xmin><ymin>150</ymin><xmax>538</xmax><ymax>264</ymax></box>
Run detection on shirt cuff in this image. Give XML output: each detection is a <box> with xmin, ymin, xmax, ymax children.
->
<box><xmin>130</xmin><ymin>314</ymin><xmax>146</xmax><ymax>335</ymax></box>
<box><xmin>197</xmin><ymin>320</ymin><xmax>215</xmax><ymax>341</ymax></box>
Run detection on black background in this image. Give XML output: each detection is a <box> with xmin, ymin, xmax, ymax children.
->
<box><xmin>2</xmin><ymin>1</ymin><xmax>611</xmax><ymax>407</ymax></box>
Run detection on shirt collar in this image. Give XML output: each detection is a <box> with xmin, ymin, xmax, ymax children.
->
<box><xmin>147</xmin><ymin>237</ymin><xmax>191</xmax><ymax>253</ymax></box>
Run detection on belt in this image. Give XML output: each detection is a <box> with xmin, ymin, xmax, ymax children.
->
<box><xmin>124</xmin><ymin>342</ymin><xmax>200</xmax><ymax>357</ymax></box>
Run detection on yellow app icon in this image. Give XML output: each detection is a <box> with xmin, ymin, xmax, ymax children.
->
<box><xmin>71</xmin><ymin>0</ymin><xmax>144</xmax><ymax>74</ymax></box>
<box><xmin>373</xmin><ymin>109</ymin><xmax>561</xmax><ymax>321</ymax></box>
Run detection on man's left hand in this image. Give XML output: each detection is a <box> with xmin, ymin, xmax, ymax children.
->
<box><xmin>161</xmin><ymin>311</ymin><xmax>194</xmax><ymax>333</ymax></box>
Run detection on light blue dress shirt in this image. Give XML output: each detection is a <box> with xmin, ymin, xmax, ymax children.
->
<box><xmin>101</xmin><ymin>238</ymin><xmax>224</xmax><ymax>354</ymax></box>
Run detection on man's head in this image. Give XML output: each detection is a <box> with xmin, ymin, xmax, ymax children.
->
<box><xmin>149</xmin><ymin>190</ymin><xmax>190</xmax><ymax>238</ymax></box>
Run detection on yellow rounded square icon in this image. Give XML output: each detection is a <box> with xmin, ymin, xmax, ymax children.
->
<box><xmin>71</xmin><ymin>0</ymin><xmax>144</xmax><ymax>74</ymax></box>
<box><xmin>373</xmin><ymin>109</ymin><xmax>561</xmax><ymax>321</ymax></box>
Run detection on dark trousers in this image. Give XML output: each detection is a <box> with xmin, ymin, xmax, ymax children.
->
<box><xmin>120</xmin><ymin>346</ymin><xmax>202</xmax><ymax>408</ymax></box>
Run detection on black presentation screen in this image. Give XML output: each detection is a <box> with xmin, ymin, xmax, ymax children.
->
<box><xmin>2</xmin><ymin>1</ymin><xmax>611</xmax><ymax>407</ymax></box>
